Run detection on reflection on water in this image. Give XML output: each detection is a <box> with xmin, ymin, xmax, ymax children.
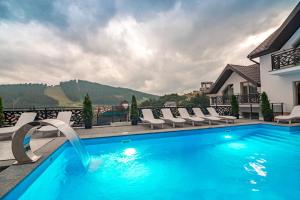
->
<box><xmin>244</xmin><ymin>153</ymin><xmax>267</xmax><ymax>192</ymax></box>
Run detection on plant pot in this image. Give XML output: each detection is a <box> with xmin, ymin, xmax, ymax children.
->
<box><xmin>84</xmin><ymin>122</ymin><xmax>92</xmax><ymax>129</ymax></box>
<box><xmin>235</xmin><ymin>114</ymin><xmax>240</xmax><ymax>119</ymax></box>
<box><xmin>263</xmin><ymin>115</ymin><xmax>274</xmax><ymax>122</ymax></box>
<box><xmin>131</xmin><ymin>120</ymin><xmax>138</xmax><ymax>125</ymax></box>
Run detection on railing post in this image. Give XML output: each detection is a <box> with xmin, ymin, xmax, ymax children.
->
<box><xmin>281</xmin><ymin>103</ymin><xmax>284</xmax><ymax>115</ymax></box>
<box><xmin>250</xmin><ymin>104</ymin><xmax>253</xmax><ymax>120</ymax></box>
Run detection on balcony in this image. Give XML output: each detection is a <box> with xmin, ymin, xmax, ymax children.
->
<box><xmin>271</xmin><ymin>48</ymin><xmax>300</xmax><ymax>72</ymax></box>
<box><xmin>210</xmin><ymin>94</ymin><xmax>260</xmax><ymax>105</ymax></box>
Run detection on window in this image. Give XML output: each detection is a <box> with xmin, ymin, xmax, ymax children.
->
<box><xmin>222</xmin><ymin>84</ymin><xmax>233</xmax><ymax>96</ymax></box>
<box><xmin>240</xmin><ymin>82</ymin><xmax>258</xmax><ymax>95</ymax></box>
<box><xmin>295</xmin><ymin>81</ymin><xmax>300</xmax><ymax>105</ymax></box>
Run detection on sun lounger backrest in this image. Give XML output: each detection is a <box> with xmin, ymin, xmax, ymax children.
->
<box><xmin>192</xmin><ymin>108</ymin><xmax>205</xmax><ymax>117</ymax></box>
<box><xmin>161</xmin><ymin>108</ymin><xmax>174</xmax><ymax>119</ymax></box>
<box><xmin>142</xmin><ymin>109</ymin><xmax>155</xmax><ymax>120</ymax></box>
<box><xmin>207</xmin><ymin>107</ymin><xmax>220</xmax><ymax>117</ymax></box>
<box><xmin>178</xmin><ymin>108</ymin><xmax>190</xmax><ymax>118</ymax></box>
<box><xmin>15</xmin><ymin>112</ymin><xmax>37</xmax><ymax>127</ymax></box>
<box><xmin>57</xmin><ymin>111</ymin><xmax>72</xmax><ymax>124</ymax></box>
<box><xmin>290</xmin><ymin>106</ymin><xmax>300</xmax><ymax>116</ymax></box>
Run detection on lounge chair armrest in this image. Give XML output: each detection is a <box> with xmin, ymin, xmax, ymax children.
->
<box><xmin>69</xmin><ymin>121</ymin><xmax>74</xmax><ymax>126</ymax></box>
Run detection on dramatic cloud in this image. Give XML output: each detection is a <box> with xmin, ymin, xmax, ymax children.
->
<box><xmin>0</xmin><ymin>0</ymin><xmax>298</xmax><ymax>94</ymax></box>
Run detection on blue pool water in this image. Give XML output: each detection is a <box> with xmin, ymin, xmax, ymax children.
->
<box><xmin>4</xmin><ymin>124</ymin><xmax>300</xmax><ymax>199</ymax></box>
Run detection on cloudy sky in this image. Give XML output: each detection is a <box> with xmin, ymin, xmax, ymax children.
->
<box><xmin>0</xmin><ymin>0</ymin><xmax>298</xmax><ymax>95</ymax></box>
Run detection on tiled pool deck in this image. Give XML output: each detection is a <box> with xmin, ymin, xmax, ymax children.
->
<box><xmin>0</xmin><ymin>119</ymin><xmax>299</xmax><ymax>197</ymax></box>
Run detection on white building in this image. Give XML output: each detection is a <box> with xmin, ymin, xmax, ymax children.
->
<box><xmin>208</xmin><ymin>64</ymin><xmax>261</xmax><ymax>118</ymax></box>
<box><xmin>208</xmin><ymin>2</ymin><xmax>299</xmax><ymax>118</ymax></box>
<box><xmin>248</xmin><ymin>2</ymin><xmax>300</xmax><ymax>113</ymax></box>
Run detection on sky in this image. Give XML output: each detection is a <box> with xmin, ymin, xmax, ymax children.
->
<box><xmin>0</xmin><ymin>0</ymin><xmax>298</xmax><ymax>95</ymax></box>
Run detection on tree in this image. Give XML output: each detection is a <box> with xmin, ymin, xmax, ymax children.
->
<box><xmin>83</xmin><ymin>94</ymin><xmax>93</xmax><ymax>129</ymax></box>
<box><xmin>230</xmin><ymin>95</ymin><xmax>239</xmax><ymax>118</ymax></box>
<box><xmin>0</xmin><ymin>97</ymin><xmax>4</xmax><ymax>127</ymax></box>
<box><xmin>130</xmin><ymin>95</ymin><xmax>139</xmax><ymax>125</ymax></box>
<box><xmin>261</xmin><ymin>92</ymin><xmax>273</xmax><ymax>121</ymax></box>
<box><xmin>180</xmin><ymin>94</ymin><xmax>210</xmax><ymax>108</ymax></box>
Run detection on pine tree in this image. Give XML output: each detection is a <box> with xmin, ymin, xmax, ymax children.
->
<box><xmin>83</xmin><ymin>94</ymin><xmax>93</xmax><ymax>129</ymax></box>
<box><xmin>130</xmin><ymin>95</ymin><xmax>139</xmax><ymax>125</ymax></box>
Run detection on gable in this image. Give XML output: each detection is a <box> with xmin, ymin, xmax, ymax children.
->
<box><xmin>248</xmin><ymin>2</ymin><xmax>300</xmax><ymax>59</ymax></box>
<box><xmin>208</xmin><ymin>64</ymin><xmax>260</xmax><ymax>94</ymax></box>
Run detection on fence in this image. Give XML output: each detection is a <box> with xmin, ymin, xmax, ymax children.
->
<box><xmin>3</xmin><ymin>106</ymin><xmax>129</xmax><ymax>127</ymax></box>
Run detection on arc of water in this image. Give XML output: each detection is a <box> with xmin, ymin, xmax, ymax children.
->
<box><xmin>11</xmin><ymin>119</ymin><xmax>90</xmax><ymax>168</ymax></box>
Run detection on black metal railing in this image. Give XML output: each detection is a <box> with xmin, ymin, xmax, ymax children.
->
<box><xmin>271</xmin><ymin>47</ymin><xmax>300</xmax><ymax>70</ymax></box>
<box><xmin>210</xmin><ymin>94</ymin><xmax>260</xmax><ymax>105</ymax></box>
<box><xmin>3</xmin><ymin>106</ymin><xmax>129</xmax><ymax>127</ymax></box>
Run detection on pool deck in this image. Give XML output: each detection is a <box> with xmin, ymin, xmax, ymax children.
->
<box><xmin>0</xmin><ymin>119</ymin><xmax>299</xmax><ymax>197</ymax></box>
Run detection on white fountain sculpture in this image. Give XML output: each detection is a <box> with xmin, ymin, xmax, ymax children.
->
<box><xmin>11</xmin><ymin>119</ymin><xmax>90</xmax><ymax>168</ymax></box>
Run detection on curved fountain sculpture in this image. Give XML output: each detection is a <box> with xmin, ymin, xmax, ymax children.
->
<box><xmin>11</xmin><ymin>119</ymin><xmax>90</xmax><ymax>168</ymax></box>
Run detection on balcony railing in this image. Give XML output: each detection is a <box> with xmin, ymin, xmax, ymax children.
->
<box><xmin>271</xmin><ymin>48</ymin><xmax>300</xmax><ymax>70</ymax></box>
<box><xmin>210</xmin><ymin>94</ymin><xmax>260</xmax><ymax>105</ymax></box>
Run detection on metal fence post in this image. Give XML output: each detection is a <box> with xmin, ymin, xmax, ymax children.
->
<box><xmin>250</xmin><ymin>104</ymin><xmax>253</xmax><ymax>120</ymax></box>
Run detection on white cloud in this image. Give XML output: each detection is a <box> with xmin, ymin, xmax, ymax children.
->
<box><xmin>0</xmin><ymin>0</ymin><xmax>297</xmax><ymax>95</ymax></box>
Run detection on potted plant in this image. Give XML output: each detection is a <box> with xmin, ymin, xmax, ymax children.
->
<box><xmin>0</xmin><ymin>97</ymin><xmax>4</xmax><ymax>127</ymax></box>
<box><xmin>230</xmin><ymin>95</ymin><xmax>239</xmax><ymax>119</ymax></box>
<box><xmin>130</xmin><ymin>95</ymin><xmax>139</xmax><ymax>125</ymax></box>
<box><xmin>260</xmin><ymin>92</ymin><xmax>273</xmax><ymax>122</ymax></box>
<box><xmin>83</xmin><ymin>94</ymin><xmax>93</xmax><ymax>129</ymax></box>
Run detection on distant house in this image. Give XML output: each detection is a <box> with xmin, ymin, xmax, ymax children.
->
<box><xmin>248</xmin><ymin>2</ymin><xmax>300</xmax><ymax>113</ymax></box>
<box><xmin>199</xmin><ymin>82</ymin><xmax>213</xmax><ymax>94</ymax></box>
<box><xmin>207</xmin><ymin>64</ymin><xmax>261</xmax><ymax>118</ymax></box>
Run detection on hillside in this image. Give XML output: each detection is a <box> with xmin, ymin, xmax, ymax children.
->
<box><xmin>0</xmin><ymin>80</ymin><xmax>158</xmax><ymax>108</ymax></box>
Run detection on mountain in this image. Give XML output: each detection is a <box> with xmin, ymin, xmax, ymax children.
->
<box><xmin>0</xmin><ymin>80</ymin><xmax>158</xmax><ymax>108</ymax></box>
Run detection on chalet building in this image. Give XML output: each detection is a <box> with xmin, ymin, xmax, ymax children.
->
<box><xmin>248</xmin><ymin>2</ymin><xmax>300</xmax><ymax>113</ymax></box>
<box><xmin>207</xmin><ymin>64</ymin><xmax>261</xmax><ymax>118</ymax></box>
<box><xmin>208</xmin><ymin>2</ymin><xmax>300</xmax><ymax>118</ymax></box>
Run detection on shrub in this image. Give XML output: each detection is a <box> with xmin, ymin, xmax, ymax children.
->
<box><xmin>0</xmin><ymin>97</ymin><xmax>4</xmax><ymax>127</ymax></box>
<box><xmin>130</xmin><ymin>95</ymin><xmax>139</xmax><ymax>125</ymax></box>
<box><xmin>230</xmin><ymin>95</ymin><xmax>239</xmax><ymax>118</ymax></box>
<box><xmin>260</xmin><ymin>92</ymin><xmax>273</xmax><ymax>121</ymax></box>
<box><xmin>83</xmin><ymin>94</ymin><xmax>93</xmax><ymax>129</ymax></box>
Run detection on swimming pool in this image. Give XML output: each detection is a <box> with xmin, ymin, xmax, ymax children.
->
<box><xmin>3</xmin><ymin>124</ymin><xmax>300</xmax><ymax>199</ymax></box>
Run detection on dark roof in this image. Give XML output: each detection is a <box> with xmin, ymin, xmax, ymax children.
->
<box><xmin>208</xmin><ymin>64</ymin><xmax>260</xmax><ymax>94</ymax></box>
<box><xmin>248</xmin><ymin>2</ymin><xmax>300</xmax><ymax>59</ymax></box>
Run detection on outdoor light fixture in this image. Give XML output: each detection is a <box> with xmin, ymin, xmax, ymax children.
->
<box><xmin>123</xmin><ymin>148</ymin><xmax>137</xmax><ymax>156</ymax></box>
<box><xmin>224</xmin><ymin>135</ymin><xmax>232</xmax><ymax>139</ymax></box>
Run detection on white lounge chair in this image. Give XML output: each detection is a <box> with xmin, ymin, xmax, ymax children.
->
<box><xmin>0</xmin><ymin>112</ymin><xmax>37</xmax><ymax>137</ymax></box>
<box><xmin>275</xmin><ymin>106</ymin><xmax>300</xmax><ymax>124</ymax></box>
<box><xmin>37</xmin><ymin>111</ymin><xmax>74</xmax><ymax>136</ymax></box>
<box><xmin>140</xmin><ymin>109</ymin><xmax>165</xmax><ymax>129</ymax></box>
<box><xmin>192</xmin><ymin>107</ymin><xmax>224</xmax><ymax>125</ymax></box>
<box><xmin>207</xmin><ymin>107</ymin><xmax>236</xmax><ymax>123</ymax></box>
<box><xmin>178</xmin><ymin>108</ymin><xmax>205</xmax><ymax>126</ymax></box>
<box><xmin>161</xmin><ymin>108</ymin><xmax>185</xmax><ymax>128</ymax></box>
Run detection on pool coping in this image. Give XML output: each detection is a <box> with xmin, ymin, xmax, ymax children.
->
<box><xmin>0</xmin><ymin>121</ymin><xmax>299</xmax><ymax>197</ymax></box>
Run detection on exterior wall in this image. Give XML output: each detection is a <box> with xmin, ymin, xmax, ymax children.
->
<box><xmin>259</xmin><ymin>28</ymin><xmax>300</xmax><ymax>112</ymax></box>
<box><xmin>214</xmin><ymin>72</ymin><xmax>246</xmax><ymax>96</ymax></box>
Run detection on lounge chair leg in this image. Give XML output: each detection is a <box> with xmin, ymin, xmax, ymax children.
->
<box><xmin>192</xmin><ymin>121</ymin><xmax>194</xmax><ymax>126</ymax></box>
<box><xmin>289</xmin><ymin>120</ymin><xmax>291</xmax><ymax>125</ymax></box>
<box><xmin>173</xmin><ymin>123</ymin><xmax>175</xmax><ymax>128</ymax></box>
<box><xmin>151</xmin><ymin>124</ymin><xmax>154</xmax><ymax>129</ymax></box>
<box><xmin>162</xmin><ymin>124</ymin><xmax>164</xmax><ymax>129</ymax></box>
<box><xmin>209</xmin><ymin>120</ymin><xmax>211</xmax><ymax>125</ymax></box>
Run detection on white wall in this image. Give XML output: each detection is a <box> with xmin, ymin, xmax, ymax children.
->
<box><xmin>259</xmin><ymin>28</ymin><xmax>300</xmax><ymax>112</ymax></box>
<box><xmin>215</xmin><ymin>72</ymin><xmax>246</xmax><ymax>96</ymax></box>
